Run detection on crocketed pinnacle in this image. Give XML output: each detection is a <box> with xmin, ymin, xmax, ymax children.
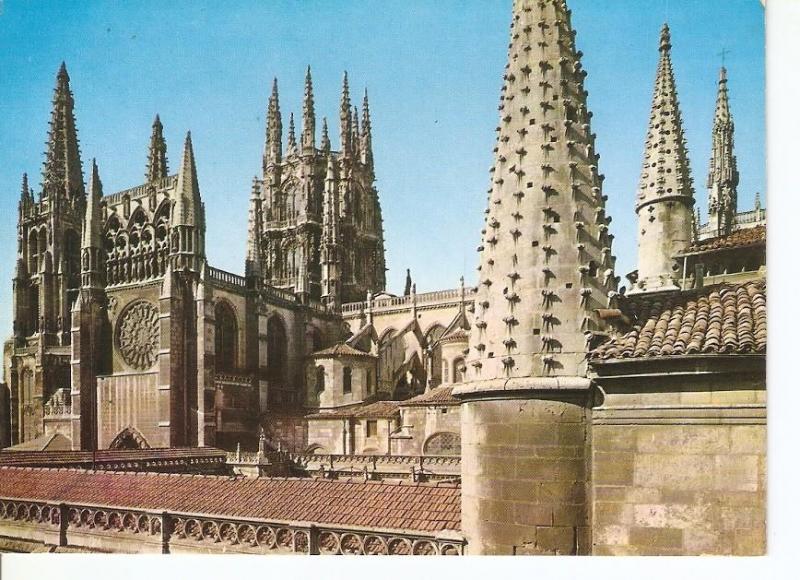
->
<box><xmin>245</xmin><ymin>176</ymin><xmax>264</xmax><ymax>278</ymax></box>
<box><xmin>321</xmin><ymin>117</ymin><xmax>331</xmax><ymax>153</ymax></box>
<box><xmin>42</xmin><ymin>62</ymin><xmax>85</xmax><ymax>200</ymax></box>
<box><xmin>706</xmin><ymin>66</ymin><xmax>739</xmax><ymax>236</ymax></box>
<box><xmin>302</xmin><ymin>66</ymin><xmax>315</xmax><ymax>153</ymax></box>
<box><xmin>339</xmin><ymin>72</ymin><xmax>352</xmax><ymax>157</ymax></box>
<box><xmin>467</xmin><ymin>0</ymin><xmax>615</xmax><ymax>381</ymax></box>
<box><xmin>351</xmin><ymin>105</ymin><xmax>361</xmax><ymax>159</ymax></box>
<box><xmin>20</xmin><ymin>173</ymin><xmax>31</xmax><ymax>204</ymax></box>
<box><xmin>174</xmin><ymin>132</ymin><xmax>201</xmax><ymax>226</ymax></box>
<box><xmin>146</xmin><ymin>115</ymin><xmax>169</xmax><ymax>183</ymax></box>
<box><xmin>636</xmin><ymin>24</ymin><xmax>694</xmax><ymax>208</ymax></box>
<box><xmin>287</xmin><ymin>112</ymin><xmax>297</xmax><ymax>156</ymax></box>
<box><xmin>361</xmin><ymin>89</ymin><xmax>373</xmax><ymax>167</ymax></box>
<box><xmin>264</xmin><ymin>78</ymin><xmax>282</xmax><ymax>170</ymax></box>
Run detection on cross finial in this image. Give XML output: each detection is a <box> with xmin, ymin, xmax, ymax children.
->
<box><xmin>718</xmin><ymin>48</ymin><xmax>731</xmax><ymax>66</ymax></box>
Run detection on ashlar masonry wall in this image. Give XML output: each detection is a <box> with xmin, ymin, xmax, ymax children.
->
<box><xmin>590</xmin><ymin>364</ymin><xmax>766</xmax><ymax>556</ymax></box>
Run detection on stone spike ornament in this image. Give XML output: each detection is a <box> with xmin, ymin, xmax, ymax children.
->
<box><xmin>321</xmin><ymin>117</ymin><xmax>331</xmax><ymax>153</ymax></box>
<box><xmin>633</xmin><ymin>24</ymin><xmax>695</xmax><ymax>293</ymax></box>
<box><xmin>264</xmin><ymin>78</ymin><xmax>282</xmax><ymax>172</ymax></box>
<box><xmin>42</xmin><ymin>62</ymin><xmax>85</xmax><ymax>200</ymax></box>
<box><xmin>351</xmin><ymin>105</ymin><xmax>361</xmax><ymax>159</ymax></box>
<box><xmin>361</xmin><ymin>89</ymin><xmax>374</xmax><ymax>168</ymax></box>
<box><xmin>466</xmin><ymin>0</ymin><xmax>616</xmax><ymax>381</ymax></box>
<box><xmin>173</xmin><ymin>132</ymin><xmax>201</xmax><ymax>227</ymax></box>
<box><xmin>706</xmin><ymin>67</ymin><xmax>739</xmax><ymax>237</ymax></box>
<box><xmin>245</xmin><ymin>176</ymin><xmax>264</xmax><ymax>279</ymax></box>
<box><xmin>302</xmin><ymin>66</ymin><xmax>316</xmax><ymax>153</ymax></box>
<box><xmin>146</xmin><ymin>114</ymin><xmax>169</xmax><ymax>183</ymax></box>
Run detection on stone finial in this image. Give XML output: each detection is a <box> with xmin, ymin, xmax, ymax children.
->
<box><xmin>321</xmin><ymin>117</ymin><xmax>331</xmax><ymax>153</ymax></box>
<box><xmin>404</xmin><ymin>268</ymin><xmax>412</xmax><ymax>296</ymax></box>
<box><xmin>245</xmin><ymin>176</ymin><xmax>263</xmax><ymax>279</ymax></box>
<box><xmin>339</xmin><ymin>71</ymin><xmax>352</xmax><ymax>157</ymax></box>
<box><xmin>706</xmin><ymin>65</ymin><xmax>738</xmax><ymax>237</ymax></box>
<box><xmin>302</xmin><ymin>65</ymin><xmax>315</xmax><ymax>153</ymax></box>
<box><xmin>287</xmin><ymin>112</ymin><xmax>297</xmax><ymax>156</ymax></box>
<box><xmin>264</xmin><ymin>78</ymin><xmax>282</xmax><ymax>171</ymax></box>
<box><xmin>361</xmin><ymin>89</ymin><xmax>373</xmax><ymax>167</ymax></box>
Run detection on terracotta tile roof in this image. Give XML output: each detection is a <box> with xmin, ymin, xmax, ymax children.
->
<box><xmin>0</xmin><ymin>447</ymin><xmax>226</xmax><ymax>467</ymax></box>
<box><xmin>0</xmin><ymin>467</ymin><xmax>461</xmax><ymax>533</ymax></box>
<box><xmin>401</xmin><ymin>386</ymin><xmax>459</xmax><ymax>406</ymax></box>
<box><xmin>306</xmin><ymin>400</ymin><xmax>400</xmax><ymax>420</ymax></box>
<box><xmin>590</xmin><ymin>280</ymin><xmax>766</xmax><ymax>361</ymax></box>
<box><xmin>311</xmin><ymin>343</ymin><xmax>376</xmax><ymax>358</ymax></box>
<box><xmin>687</xmin><ymin>225</ymin><xmax>765</xmax><ymax>253</ymax></box>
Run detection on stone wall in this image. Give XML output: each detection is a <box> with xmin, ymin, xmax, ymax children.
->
<box><xmin>393</xmin><ymin>404</ymin><xmax>461</xmax><ymax>456</ymax></box>
<box><xmin>590</xmin><ymin>366</ymin><xmax>766</xmax><ymax>555</ymax></box>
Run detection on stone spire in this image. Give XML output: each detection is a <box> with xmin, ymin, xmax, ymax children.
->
<box><xmin>466</xmin><ymin>0</ymin><xmax>616</xmax><ymax>381</ymax></box>
<box><xmin>245</xmin><ymin>176</ymin><xmax>264</xmax><ymax>279</ymax></box>
<box><xmin>173</xmin><ymin>132</ymin><xmax>201</xmax><ymax>226</ymax></box>
<box><xmin>287</xmin><ymin>112</ymin><xmax>297</xmax><ymax>156</ymax></box>
<box><xmin>339</xmin><ymin>72</ymin><xmax>352</xmax><ymax>157</ymax></box>
<box><xmin>81</xmin><ymin>159</ymin><xmax>104</xmax><ymax>288</ymax></box>
<box><xmin>146</xmin><ymin>114</ymin><xmax>169</xmax><ymax>183</ymax></box>
<box><xmin>321</xmin><ymin>117</ymin><xmax>331</xmax><ymax>153</ymax></box>
<box><xmin>264</xmin><ymin>78</ymin><xmax>282</xmax><ymax>172</ymax></box>
<box><xmin>706</xmin><ymin>66</ymin><xmax>739</xmax><ymax>237</ymax></box>
<box><xmin>19</xmin><ymin>173</ymin><xmax>33</xmax><ymax>210</ymax></box>
<box><xmin>361</xmin><ymin>89</ymin><xmax>374</xmax><ymax>168</ymax></box>
<box><xmin>302</xmin><ymin>66</ymin><xmax>316</xmax><ymax>154</ymax></box>
<box><xmin>321</xmin><ymin>154</ymin><xmax>341</xmax><ymax>310</ymax></box>
<box><xmin>633</xmin><ymin>23</ymin><xmax>695</xmax><ymax>293</ymax></box>
<box><xmin>42</xmin><ymin>62</ymin><xmax>85</xmax><ymax>201</ymax></box>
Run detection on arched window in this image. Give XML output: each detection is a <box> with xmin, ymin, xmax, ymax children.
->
<box><xmin>453</xmin><ymin>357</ymin><xmax>466</xmax><ymax>383</ymax></box>
<box><xmin>109</xmin><ymin>426</ymin><xmax>150</xmax><ymax>450</ymax></box>
<box><xmin>315</xmin><ymin>365</ymin><xmax>326</xmax><ymax>393</ymax></box>
<box><xmin>343</xmin><ymin>366</ymin><xmax>352</xmax><ymax>394</ymax></box>
<box><xmin>27</xmin><ymin>230</ymin><xmax>38</xmax><ymax>273</ymax></box>
<box><xmin>215</xmin><ymin>302</ymin><xmax>238</xmax><ymax>372</ymax></box>
<box><xmin>267</xmin><ymin>316</ymin><xmax>288</xmax><ymax>384</ymax></box>
<box><xmin>423</xmin><ymin>432</ymin><xmax>461</xmax><ymax>456</ymax></box>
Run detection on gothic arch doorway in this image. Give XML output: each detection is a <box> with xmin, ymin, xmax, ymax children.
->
<box><xmin>109</xmin><ymin>426</ymin><xmax>150</xmax><ymax>450</ymax></box>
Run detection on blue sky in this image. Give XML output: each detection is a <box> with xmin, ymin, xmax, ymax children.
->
<box><xmin>0</xmin><ymin>0</ymin><xmax>764</xmax><ymax>337</ymax></box>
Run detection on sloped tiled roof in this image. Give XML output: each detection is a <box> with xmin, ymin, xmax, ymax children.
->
<box><xmin>310</xmin><ymin>343</ymin><xmax>376</xmax><ymax>359</ymax></box>
<box><xmin>0</xmin><ymin>446</ymin><xmax>226</xmax><ymax>467</ymax></box>
<box><xmin>590</xmin><ymin>280</ymin><xmax>766</xmax><ymax>361</ymax></box>
<box><xmin>3</xmin><ymin>432</ymin><xmax>72</xmax><ymax>452</ymax></box>
<box><xmin>440</xmin><ymin>327</ymin><xmax>469</xmax><ymax>344</ymax></box>
<box><xmin>400</xmin><ymin>386</ymin><xmax>459</xmax><ymax>407</ymax></box>
<box><xmin>0</xmin><ymin>467</ymin><xmax>461</xmax><ymax>533</ymax></box>
<box><xmin>306</xmin><ymin>400</ymin><xmax>400</xmax><ymax>420</ymax></box>
<box><xmin>687</xmin><ymin>225</ymin><xmax>765</xmax><ymax>253</ymax></box>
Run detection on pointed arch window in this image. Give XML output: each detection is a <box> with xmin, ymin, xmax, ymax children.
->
<box><xmin>215</xmin><ymin>301</ymin><xmax>238</xmax><ymax>372</ymax></box>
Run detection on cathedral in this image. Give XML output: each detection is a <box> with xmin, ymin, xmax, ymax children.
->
<box><xmin>0</xmin><ymin>0</ymin><xmax>766</xmax><ymax>557</ymax></box>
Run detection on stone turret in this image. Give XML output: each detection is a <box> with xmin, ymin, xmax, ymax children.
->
<box><xmin>633</xmin><ymin>24</ymin><xmax>695</xmax><ymax>293</ymax></box>
<box><xmin>706</xmin><ymin>67</ymin><xmax>739</xmax><ymax>237</ymax></box>
<box><xmin>146</xmin><ymin>115</ymin><xmax>169</xmax><ymax>183</ymax></box>
<box><xmin>455</xmin><ymin>0</ymin><xmax>614</xmax><ymax>555</ymax></box>
<box><xmin>42</xmin><ymin>62</ymin><xmax>85</xmax><ymax>202</ymax></box>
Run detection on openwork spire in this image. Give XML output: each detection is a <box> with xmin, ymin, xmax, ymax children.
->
<box><xmin>146</xmin><ymin>115</ymin><xmax>169</xmax><ymax>183</ymax></box>
<box><xmin>339</xmin><ymin>72</ymin><xmax>352</xmax><ymax>157</ymax></box>
<box><xmin>264</xmin><ymin>78</ymin><xmax>282</xmax><ymax>171</ymax></box>
<box><xmin>42</xmin><ymin>62</ymin><xmax>85</xmax><ymax>200</ymax></box>
<box><xmin>633</xmin><ymin>23</ymin><xmax>695</xmax><ymax>293</ymax></box>
<box><xmin>245</xmin><ymin>176</ymin><xmax>264</xmax><ymax>278</ymax></box>
<box><xmin>467</xmin><ymin>0</ymin><xmax>616</xmax><ymax>381</ymax></box>
<box><xmin>706</xmin><ymin>66</ymin><xmax>739</xmax><ymax>236</ymax></box>
<box><xmin>302</xmin><ymin>66</ymin><xmax>316</xmax><ymax>153</ymax></box>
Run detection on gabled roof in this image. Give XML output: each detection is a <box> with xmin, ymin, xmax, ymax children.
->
<box><xmin>400</xmin><ymin>386</ymin><xmax>459</xmax><ymax>407</ymax></box>
<box><xmin>310</xmin><ymin>342</ymin><xmax>376</xmax><ymax>359</ymax></box>
<box><xmin>590</xmin><ymin>280</ymin><xmax>766</xmax><ymax>361</ymax></box>
<box><xmin>3</xmin><ymin>432</ymin><xmax>72</xmax><ymax>452</ymax></box>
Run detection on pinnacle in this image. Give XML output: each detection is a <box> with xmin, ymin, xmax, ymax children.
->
<box><xmin>42</xmin><ymin>61</ymin><xmax>84</xmax><ymax>200</ymax></box>
<box><xmin>321</xmin><ymin>117</ymin><xmax>331</xmax><ymax>152</ymax></box>
<box><xmin>287</xmin><ymin>112</ymin><xmax>297</xmax><ymax>153</ymax></box>
<box><xmin>146</xmin><ymin>113</ymin><xmax>168</xmax><ymax>183</ymax></box>
<box><xmin>660</xmin><ymin>23</ymin><xmax>671</xmax><ymax>53</ymax></box>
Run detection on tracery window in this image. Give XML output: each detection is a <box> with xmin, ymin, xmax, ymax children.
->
<box><xmin>267</xmin><ymin>316</ymin><xmax>288</xmax><ymax>384</ymax></box>
<box><xmin>214</xmin><ymin>302</ymin><xmax>238</xmax><ymax>372</ymax></box>
<box><xmin>423</xmin><ymin>432</ymin><xmax>461</xmax><ymax>456</ymax></box>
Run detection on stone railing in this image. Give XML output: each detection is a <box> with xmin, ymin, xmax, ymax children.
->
<box><xmin>43</xmin><ymin>404</ymin><xmax>72</xmax><ymax>417</ymax></box>
<box><xmin>208</xmin><ymin>267</ymin><xmax>247</xmax><ymax>290</ymax></box>
<box><xmin>103</xmin><ymin>175</ymin><xmax>177</xmax><ymax>205</ymax></box>
<box><xmin>340</xmin><ymin>287</ymin><xmax>476</xmax><ymax>316</ymax></box>
<box><xmin>215</xmin><ymin>373</ymin><xmax>253</xmax><ymax>387</ymax></box>
<box><xmin>287</xmin><ymin>453</ymin><xmax>461</xmax><ymax>482</ymax></box>
<box><xmin>0</xmin><ymin>497</ymin><xmax>464</xmax><ymax>555</ymax></box>
<box><xmin>262</xmin><ymin>284</ymin><xmax>298</xmax><ymax>304</ymax></box>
